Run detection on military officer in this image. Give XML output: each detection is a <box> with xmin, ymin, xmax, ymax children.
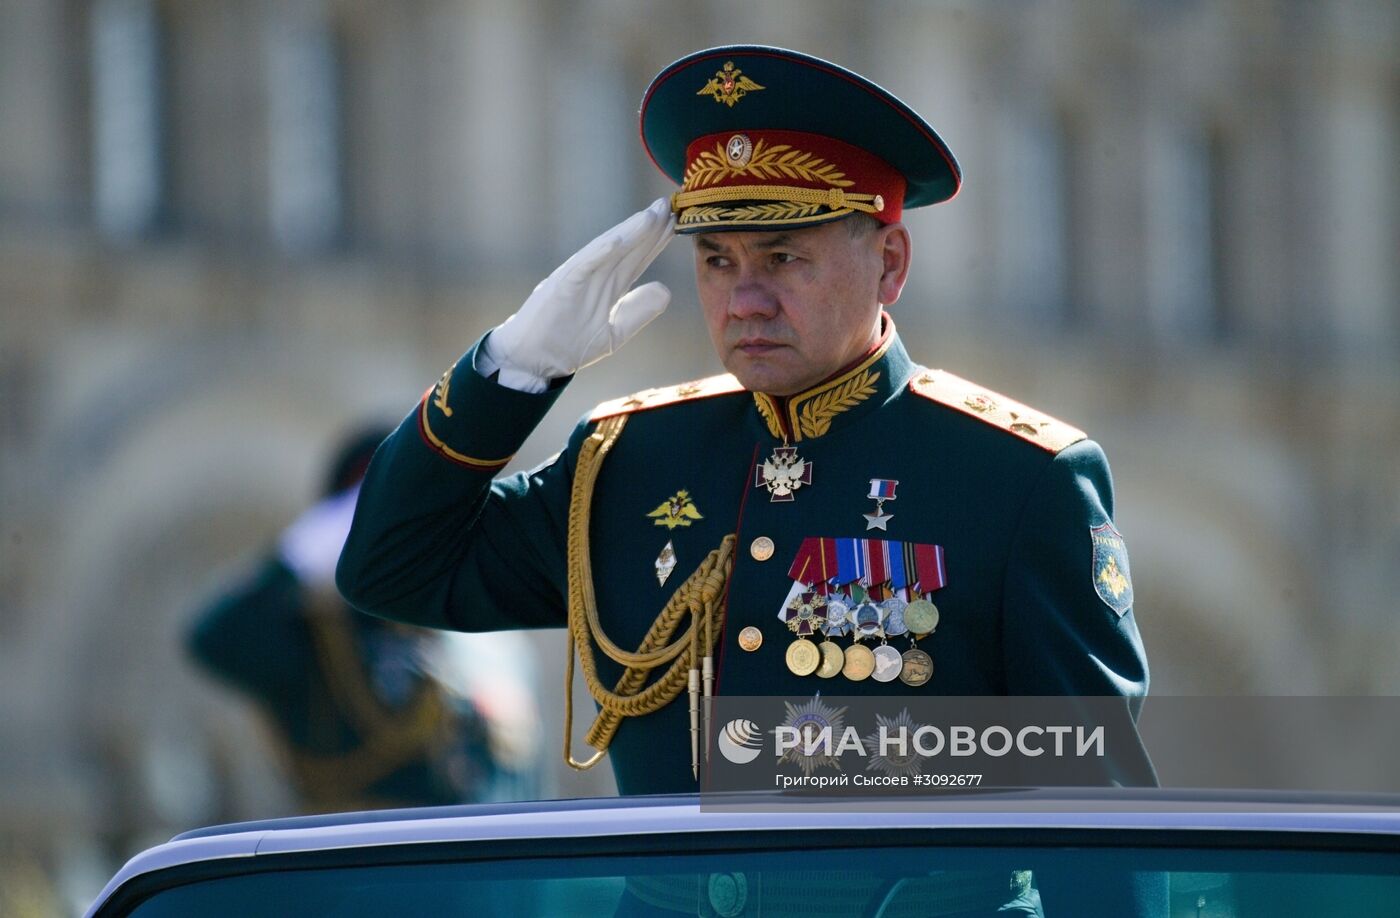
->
<box><xmin>189</xmin><ymin>426</ymin><xmax>500</xmax><ymax>812</ymax></box>
<box><xmin>336</xmin><ymin>45</ymin><xmax>1152</xmax><ymax>799</ymax></box>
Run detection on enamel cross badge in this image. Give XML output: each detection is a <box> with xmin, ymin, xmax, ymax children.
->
<box><xmin>756</xmin><ymin>446</ymin><xmax>811</xmax><ymax>502</ymax></box>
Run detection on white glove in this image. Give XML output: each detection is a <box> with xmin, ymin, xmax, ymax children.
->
<box><xmin>483</xmin><ymin>198</ymin><xmax>674</xmax><ymax>392</ymax></box>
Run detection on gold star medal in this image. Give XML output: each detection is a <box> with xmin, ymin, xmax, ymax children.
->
<box><xmin>863</xmin><ymin>478</ymin><xmax>897</xmax><ymax>530</ymax></box>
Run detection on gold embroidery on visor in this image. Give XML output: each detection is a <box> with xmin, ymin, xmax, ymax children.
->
<box><xmin>672</xmin><ymin>184</ymin><xmax>885</xmax><ymax>217</ymax></box>
<box><xmin>672</xmin><ymin>140</ymin><xmax>886</xmax><ymax>228</ymax></box>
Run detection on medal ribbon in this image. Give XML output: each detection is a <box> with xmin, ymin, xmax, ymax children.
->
<box><xmin>900</xmin><ymin>541</ymin><xmax>919</xmax><ymax>600</ymax></box>
<box><xmin>815</xmin><ymin>537</ymin><xmax>836</xmax><ymax>596</ymax></box>
<box><xmin>868</xmin><ymin>478</ymin><xmax>898</xmax><ymax>500</ymax></box>
<box><xmin>868</xmin><ymin>539</ymin><xmax>890</xmax><ymax>589</ymax></box>
<box><xmin>835</xmin><ymin>537</ymin><xmax>866</xmax><ymax>586</ymax></box>
<box><xmin>913</xmin><ymin>543</ymin><xmax>947</xmax><ymax>593</ymax></box>
<box><xmin>787</xmin><ymin>537</ymin><xmax>820</xmax><ymax>585</ymax></box>
<box><xmin>889</xmin><ymin>541</ymin><xmax>909</xmax><ymax>591</ymax></box>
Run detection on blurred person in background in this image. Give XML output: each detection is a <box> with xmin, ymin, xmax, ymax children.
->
<box><xmin>186</xmin><ymin>425</ymin><xmax>536</xmax><ymax>812</ymax></box>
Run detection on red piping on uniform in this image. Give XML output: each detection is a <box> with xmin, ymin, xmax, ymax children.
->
<box><xmin>705</xmin><ymin>442</ymin><xmax>761</xmax><ymax>783</ymax></box>
<box><xmin>415</xmin><ymin>388</ymin><xmax>438</xmax><ymax>452</ymax></box>
<box><xmin>707</xmin><ymin>442</ymin><xmax>761</xmax><ymax>736</ymax></box>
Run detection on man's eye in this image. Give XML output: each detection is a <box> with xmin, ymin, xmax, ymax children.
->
<box><xmin>771</xmin><ymin>252</ymin><xmax>797</xmax><ymax>265</ymax></box>
<box><xmin>705</xmin><ymin>255</ymin><xmax>732</xmax><ymax>268</ymax></box>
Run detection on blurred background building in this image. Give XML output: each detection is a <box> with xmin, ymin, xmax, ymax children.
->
<box><xmin>1</xmin><ymin>0</ymin><xmax>1397</xmax><ymax>912</ymax></box>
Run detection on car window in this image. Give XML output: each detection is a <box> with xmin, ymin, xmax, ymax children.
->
<box><xmin>117</xmin><ymin>844</ymin><xmax>1400</xmax><ymax>918</ymax></box>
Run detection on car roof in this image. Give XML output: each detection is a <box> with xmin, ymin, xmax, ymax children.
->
<box><xmin>89</xmin><ymin>789</ymin><xmax>1400</xmax><ymax>917</ymax></box>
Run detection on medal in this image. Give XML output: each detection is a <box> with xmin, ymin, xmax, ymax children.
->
<box><xmin>785</xmin><ymin>638</ymin><xmax>820</xmax><ymax>676</ymax></box>
<box><xmin>852</xmin><ymin>601</ymin><xmax>883</xmax><ymax>639</ymax></box>
<box><xmin>903</xmin><ymin>598</ymin><xmax>940</xmax><ymax>636</ymax></box>
<box><xmin>824</xmin><ymin>599</ymin><xmax>852</xmax><ymax>637</ymax></box>
<box><xmin>871</xmin><ymin>643</ymin><xmax>904</xmax><ymax>682</ymax></box>
<box><xmin>755</xmin><ymin>446</ymin><xmax>812</xmax><ymax>502</ymax></box>
<box><xmin>781</xmin><ymin>589</ymin><xmax>826</xmax><ymax>637</ymax></box>
<box><xmin>899</xmin><ymin>647</ymin><xmax>934</xmax><ymax>686</ymax></box>
<box><xmin>750</xmin><ymin>536</ymin><xmax>775</xmax><ymax>561</ymax></box>
<box><xmin>880</xmin><ymin>597</ymin><xmax>908</xmax><ymax>636</ymax></box>
<box><xmin>863</xmin><ymin>478</ymin><xmax>897</xmax><ymax>530</ymax></box>
<box><xmin>737</xmin><ymin>626</ymin><xmax>763</xmax><ymax>652</ymax></box>
<box><xmin>841</xmin><ymin>642</ymin><xmax>875</xmax><ymax>681</ymax></box>
<box><xmin>781</xmin><ymin>588</ymin><xmax>825</xmax><ymax>676</ymax></box>
<box><xmin>815</xmin><ymin>639</ymin><xmax>845</xmax><ymax>678</ymax></box>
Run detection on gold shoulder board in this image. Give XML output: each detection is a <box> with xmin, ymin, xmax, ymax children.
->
<box><xmin>590</xmin><ymin>373</ymin><xmax>746</xmax><ymax>421</ymax></box>
<box><xmin>908</xmin><ymin>368</ymin><xmax>1087</xmax><ymax>454</ymax></box>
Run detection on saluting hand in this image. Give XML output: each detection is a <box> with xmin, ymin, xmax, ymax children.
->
<box><xmin>485</xmin><ymin>198</ymin><xmax>675</xmax><ymax>391</ymax></box>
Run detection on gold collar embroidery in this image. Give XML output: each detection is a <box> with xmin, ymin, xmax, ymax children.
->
<box><xmin>751</xmin><ymin>335</ymin><xmax>892</xmax><ymax>442</ymax></box>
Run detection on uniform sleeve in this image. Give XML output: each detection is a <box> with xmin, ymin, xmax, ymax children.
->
<box><xmin>336</xmin><ymin>334</ymin><xmax>581</xmax><ymax>633</ymax></box>
<box><xmin>1001</xmin><ymin>438</ymin><xmax>1156</xmax><ymax>786</ymax></box>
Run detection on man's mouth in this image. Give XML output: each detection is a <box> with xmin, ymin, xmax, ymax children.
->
<box><xmin>735</xmin><ymin>338</ymin><xmax>785</xmax><ymax>356</ymax></box>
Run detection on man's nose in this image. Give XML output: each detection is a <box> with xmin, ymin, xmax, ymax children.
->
<box><xmin>728</xmin><ymin>279</ymin><xmax>779</xmax><ymax>319</ymax></box>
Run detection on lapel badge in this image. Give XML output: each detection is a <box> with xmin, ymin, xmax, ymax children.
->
<box><xmin>655</xmin><ymin>540</ymin><xmax>678</xmax><ymax>587</ymax></box>
<box><xmin>863</xmin><ymin>478</ymin><xmax>897</xmax><ymax>530</ymax></box>
<box><xmin>756</xmin><ymin>446</ymin><xmax>811</xmax><ymax>502</ymax></box>
<box><xmin>1090</xmin><ymin>522</ymin><xmax>1133</xmax><ymax>616</ymax></box>
<box><xmin>648</xmin><ymin>489</ymin><xmax>703</xmax><ymax>529</ymax></box>
<box><xmin>697</xmin><ymin>61</ymin><xmax>765</xmax><ymax>107</ymax></box>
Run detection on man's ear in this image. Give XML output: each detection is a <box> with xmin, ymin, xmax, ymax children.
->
<box><xmin>875</xmin><ymin>222</ymin><xmax>912</xmax><ymax>306</ymax></box>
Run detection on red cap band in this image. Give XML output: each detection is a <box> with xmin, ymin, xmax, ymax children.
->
<box><xmin>679</xmin><ymin>129</ymin><xmax>906</xmax><ymax>225</ymax></box>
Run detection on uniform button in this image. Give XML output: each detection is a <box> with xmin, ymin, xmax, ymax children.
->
<box><xmin>750</xmin><ymin>536</ymin><xmax>775</xmax><ymax>561</ymax></box>
<box><xmin>738</xmin><ymin>626</ymin><xmax>763</xmax><ymax>651</ymax></box>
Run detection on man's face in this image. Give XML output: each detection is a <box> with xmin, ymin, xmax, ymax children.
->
<box><xmin>692</xmin><ymin>219</ymin><xmax>907</xmax><ymax>396</ymax></box>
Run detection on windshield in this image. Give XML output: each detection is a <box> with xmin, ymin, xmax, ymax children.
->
<box><xmin>120</xmin><ymin>844</ymin><xmax>1400</xmax><ymax>918</ymax></box>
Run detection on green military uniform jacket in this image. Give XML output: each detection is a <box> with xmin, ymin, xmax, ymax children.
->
<box><xmin>338</xmin><ymin>316</ymin><xmax>1151</xmax><ymax>795</ymax></box>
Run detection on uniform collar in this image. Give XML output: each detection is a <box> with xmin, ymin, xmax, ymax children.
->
<box><xmin>750</xmin><ymin>312</ymin><xmax>913</xmax><ymax>443</ymax></box>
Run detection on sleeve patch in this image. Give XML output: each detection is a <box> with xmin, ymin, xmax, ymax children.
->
<box><xmin>1091</xmin><ymin>521</ymin><xmax>1133</xmax><ymax>616</ymax></box>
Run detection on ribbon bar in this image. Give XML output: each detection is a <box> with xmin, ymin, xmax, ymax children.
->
<box><xmin>868</xmin><ymin>478</ymin><xmax>898</xmax><ymax>500</ymax></box>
